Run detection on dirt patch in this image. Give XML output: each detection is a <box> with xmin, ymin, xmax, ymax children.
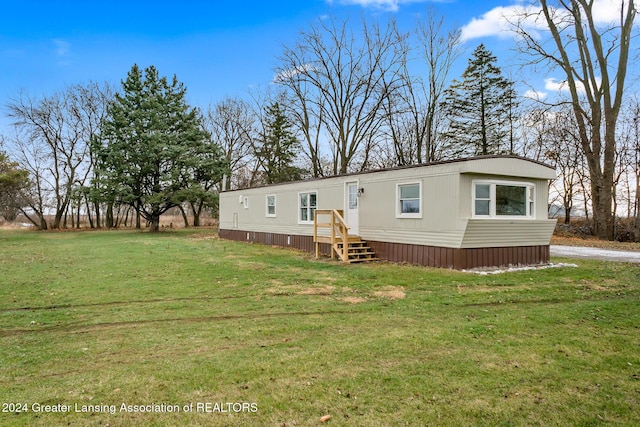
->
<box><xmin>372</xmin><ymin>286</ymin><xmax>406</xmax><ymax>300</ymax></box>
<box><xmin>339</xmin><ymin>297</ymin><xmax>367</xmax><ymax>304</ymax></box>
<box><xmin>188</xmin><ymin>233</ymin><xmax>219</xmax><ymax>241</ymax></box>
<box><xmin>266</xmin><ymin>285</ymin><xmax>301</xmax><ymax>295</ymax></box>
<box><xmin>297</xmin><ymin>285</ymin><xmax>335</xmax><ymax>296</ymax></box>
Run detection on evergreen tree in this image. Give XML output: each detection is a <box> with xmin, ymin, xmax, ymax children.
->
<box><xmin>93</xmin><ymin>65</ymin><xmax>227</xmax><ymax>232</ymax></box>
<box><xmin>0</xmin><ymin>151</ymin><xmax>30</xmax><ymax>221</ymax></box>
<box><xmin>255</xmin><ymin>102</ymin><xmax>305</xmax><ymax>184</ymax></box>
<box><xmin>440</xmin><ymin>44</ymin><xmax>517</xmax><ymax>157</ymax></box>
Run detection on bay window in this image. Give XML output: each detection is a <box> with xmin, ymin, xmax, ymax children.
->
<box><xmin>473</xmin><ymin>181</ymin><xmax>534</xmax><ymax>218</ymax></box>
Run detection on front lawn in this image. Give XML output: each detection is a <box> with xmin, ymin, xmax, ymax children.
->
<box><xmin>0</xmin><ymin>229</ymin><xmax>638</xmax><ymax>426</ymax></box>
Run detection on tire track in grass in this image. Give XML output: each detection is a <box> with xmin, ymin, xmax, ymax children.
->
<box><xmin>0</xmin><ymin>309</ymin><xmax>358</xmax><ymax>337</ymax></box>
<box><xmin>0</xmin><ymin>294</ymin><xmax>259</xmax><ymax>313</ymax></box>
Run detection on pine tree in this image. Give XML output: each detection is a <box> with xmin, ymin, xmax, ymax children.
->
<box><xmin>93</xmin><ymin>65</ymin><xmax>227</xmax><ymax>232</ymax></box>
<box><xmin>441</xmin><ymin>44</ymin><xmax>517</xmax><ymax>157</ymax></box>
<box><xmin>255</xmin><ymin>102</ymin><xmax>305</xmax><ymax>184</ymax></box>
<box><xmin>0</xmin><ymin>151</ymin><xmax>30</xmax><ymax>221</ymax></box>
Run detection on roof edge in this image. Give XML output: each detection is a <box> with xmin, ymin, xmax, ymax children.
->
<box><xmin>223</xmin><ymin>155</ymin><xmax>555</xmax><ymax>193</ymax></box>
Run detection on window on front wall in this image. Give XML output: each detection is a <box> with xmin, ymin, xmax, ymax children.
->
<box><xmin>474</xmin><ymin>184</ymin><xmax>491</xmax><ymax>215</ymax></box>
<box><xmin>397</xmin><ymin>182</ymin><xmax>422</xmax><ymax>218</ymax></box>
<box><xmin>266</xmin><ymin>195</ymin><xmax>276</xmax><ymax>217</ymax></box>
<box><xmin>299</xmin><ymin>191</ymin><xmax>317</xmax><ymax>223</ymax></box>
<box><xmin>348</xmin><ymin>185</ymin><xmax>358</xmax><ymax>209</ymax></box>
<box><xmin>473</xmin><ymin>181</ymin><xmax>534</xmax><ymax>218</ymax></box>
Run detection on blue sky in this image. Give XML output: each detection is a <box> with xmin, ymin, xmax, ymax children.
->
<box><xmin>0</xmin><ymin>0</ymin><xmax>621</xmax><ymax>133</ymax></box>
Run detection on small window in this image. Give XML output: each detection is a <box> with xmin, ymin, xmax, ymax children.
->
<box><xmin>474</xmin><ymin>184</ymin><xmax>491</xmax><ymax>216</ymax></box>
<box><xmin>266</xmin><ymin>195</ymin><xmax>276</xmax><ymax>217</ymax></box>
<box><xmin>397</xmin><ymin>182</ymin><xmax>422</xmax><ymax>218</ymax></box>
<box><xmin>299</xmin><ymin>191</ymin><xmax>317</xmax><ymax>223</ymax></box>
<box><xmin>348</xmin><ymin>185</ymin><xmax>358</xmax><ymax>210</ymax></box>
<box><xmin>473</xmin><ymin>181</ymin><xmax>534</xmax><ymax>218</ymax></box>
<box><xmin>243</xmin><ymin>196</ymin><xmax>249</xmax><ymax>209</ymax></box>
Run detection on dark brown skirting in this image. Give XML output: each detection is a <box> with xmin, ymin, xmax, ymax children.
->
<box><xmin>219</xmin><ymin>229</ymin><xmax>333</xmax><ymax>256</ymax></box>
<box><xmin>366</xmin><ymin>240</ymin><xmax>549</xmax><ymax>269</ymax></box>
<box><xmin>219</xmin><ymin>229</ymin><xmax>550</xmax><ymax>270</ymax></box>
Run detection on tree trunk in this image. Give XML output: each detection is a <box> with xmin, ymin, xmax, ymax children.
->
<box><xmin>564</xmin><ymin>205</ymin><xmax>571</xmax><ymax>225</ymax></box>
<box><xmin>590</xmin><ymin>171</ymin><xmax>614</xmax><ymax>240</ymax></box>
<box><xmin>634</xmin><ymin>183</ymin><xmax>640</xmax><ymax>242</ymax></box>
<box><xmin>118</xmin><ymin>205</ymin><xmax>130</xmax><ymax>228</ymax></box>
<box><xmin>54</xmin><ymin>210</ymin><xmax>64</xmax><ymax>229</ymax></box>
<box><xmin>149</xmin><ymin>214</ymin><xmax>161</xmax><ymax>232</ymax></box>
<box><xmin>178</xmin><ymin>205</ymin><xmax>189</xmax><ymax>228</ymax></box>
<box><xmin>191</xmin><ymin>200</ymin><xmax>203</xmax><ymax>227</ymax></box>
<box><xmin>135</xmin><ymin>205</ymin><xmax>141</xmax><ymax>229</ymax></box>
<box><xmin>93</xmin><ymin>201</ymin><xmax>101</xmax><ymax>229</ymax></box>
<box><xmin>19</xmin><ymin>207</ymin><xmax>48</xmax><ymax>230</ymax></box>
<box><xmin>106</xmin><ymin>203</ymin><xmax>114</xmax><ymax>228</ymax></box>
<box><xmin>85</xmin><ymin>198</ymin><xmax>94</xmax><ymax>229</ymax></box>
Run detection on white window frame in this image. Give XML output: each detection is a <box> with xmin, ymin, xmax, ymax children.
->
<box><xmin>266</xmin><ymin>194</ymin><xmax>276</xmax><ymax>218</ymax></box>
<box><xmin>243</xmin><ymin>196</ymin><xmax>249</xmax><ymax>209</ymax></box>
<box><xmin>298</xmin><ymin>191</ymin><xmax>317</xmax><ymax>224</ymax></box>
<box><xmin>472</xmin><ymin>180</ymin><xmax>535</xmax><ymax>219</ymax></box>
<box><xmin>396</xmin><ymin>181</ymin><xmax>422</xmax><ymax>219</ymax></box>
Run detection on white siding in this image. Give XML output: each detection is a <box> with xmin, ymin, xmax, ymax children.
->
<box><xmin>219</xmin><ymin>157</ymin><xmax>556</xmax><ymax>249</ymax></box>
<box><xmin>460</xmin><ymin>219</ymin><xmax>557</xmax><ymax>248</ymax></box>
<box><xmin>360</xmin><ymin>226</ymin><xmax>466</xmax><ymax>248</ymax></box>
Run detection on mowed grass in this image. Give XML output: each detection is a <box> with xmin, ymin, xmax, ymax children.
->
<box><xmin>0</xmin><ymin>229</ymin><xmax>639</xmax><ymax>426</ymax></box>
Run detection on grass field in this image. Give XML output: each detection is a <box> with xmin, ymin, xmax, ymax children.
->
<box><xmin>0</xmin><ymin>229</ymin><xmax>639</xmax><ymax>426</ymax></box>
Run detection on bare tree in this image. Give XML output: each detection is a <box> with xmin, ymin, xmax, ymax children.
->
<box><xmin>276</xmin><ymin>16</ymin><xmax>405</xmax><ymax>175</ymax></box>
<box><xmin>71</xmin><ymin>82</ymin><xmax>112</xmax><ymax>228</ymax></box>
<box><xmin>632</xmin><ymin>101</ymin><xmax>640</xmax><ymax>241</ymax></box>
<box><xmin>516</xmin><ymin>105</ymin><xmax>550</xmax><ymax>161</ymax></box>
<box><xmin>515</xmin><ymin>0</ymin><xmax>636</xmax><ymax>239</ymax></box>
<box><xmin>273</xmin><ymin>69</ymin><xmax>326</xmax><ymax>177</ymax></box>
<box><xmin>415</xmin><ymin>10</ymin><xmax>462</xmax><ymax>162</ymax></box>
<box><xmin>613</xmin><ymin>97</ymin><xmax>640</xmax><ymax>240</ymax></box>
<box><xmin>204</xmin><ymin>97</ymin><xmax>256</xmax><ymax>189</ymax></box>
<box><xmin>546</xmin><ymin>109</ymin><xmax>585</xmax><ymax>224</ymax></box>
<box><xmin>7</xmin><ymin>82</ymin><xmax>111</xmax><ymax>229</ymax></box>
<box><xmin>7</xmin><ymin>127</ymin><xmax>52</xmax><ymax>229</ymax></box>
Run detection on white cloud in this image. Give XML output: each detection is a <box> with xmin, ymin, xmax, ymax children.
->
<box><xmin>523</xmin><ymin>89</ymin><xmax>547</xmax><ymax>101</ymax></box>
<box><xmin>460</xmin><ymin>4</ymin><xmax>546</xmax><ymax>41</ymax></box>
<box><xmin>53</xmin><ymin>39</ymin><xmax>71</xmax><ymax>57</ymax></box>
<box><xmin>272</xmin><ymin>64</ymin><xmax>315</xmax><ymax>83</ymax></box>
<box><xmin>326</xmin><ymin>0</ymin><xmax>432</xmax><ymax>12</ymax></box>
<box><xmin>591</xmin><ymin>0</ymin><xmax>632</xmax><ymax>24</ymax></box>
<box><xmin>461</xmin><ymin>0</ymin><xmax>633</xmax><ymax>42</ymax></box>
<box><xmin>544</xmin><ymin>76</ymin><xmax>602</xmax><ymax>95</ymax></box>
<box><xmin>544</xmin><ymin>77</ymin><xmax>571</xmax><ymax>92</ymax></box>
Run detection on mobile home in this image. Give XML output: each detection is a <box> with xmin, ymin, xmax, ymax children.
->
<box><xmin>219</xmin><ymin>156</ymin><xmax>557</xmax><ymax>269</ymax></box>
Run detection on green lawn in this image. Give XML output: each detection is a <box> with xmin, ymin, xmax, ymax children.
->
<box><xmin>0</xmin><ymin>229</ymin><xmax>639</xmax><ymax>426</ymax></box>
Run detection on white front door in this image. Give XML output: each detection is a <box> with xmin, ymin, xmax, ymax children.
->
<box><xmin>345</xmin><ymin>182</ymin><xmax>359</xmax><ymax>236</ymax></box>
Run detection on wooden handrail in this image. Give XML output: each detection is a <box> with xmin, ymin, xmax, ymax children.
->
<box><xmin>314</xmin><ymin>209</ymin><xmax>349</xmax><ymax>261</ymax></box>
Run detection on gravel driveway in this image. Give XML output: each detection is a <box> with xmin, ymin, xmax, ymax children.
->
<box><xmin>551</xmin><ymin>245</ymin><xmax>640</xmax><ymax>263</ymax></box>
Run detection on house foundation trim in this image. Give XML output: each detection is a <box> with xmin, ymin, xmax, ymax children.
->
<box><xmin>219</xmin><ymin>229</ymin><xmax>550</xmax><ymax>270</ymax></box>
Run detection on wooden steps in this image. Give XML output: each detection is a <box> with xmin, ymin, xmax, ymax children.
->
<box><xmin>335</xmin><ymin>237</ymin><xmax>378</xmax><ymax>263</ymax></box>
<box><xmin>313</xmin><ymin>209</ymin><xmax>377</xmax><ymax>263</ymax></box>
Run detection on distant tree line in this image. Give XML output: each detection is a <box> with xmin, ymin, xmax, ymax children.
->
<box><xmin>1</xmin><ymin>1</ymin><xmax>638</xmax><ymax>240</ymax></box>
